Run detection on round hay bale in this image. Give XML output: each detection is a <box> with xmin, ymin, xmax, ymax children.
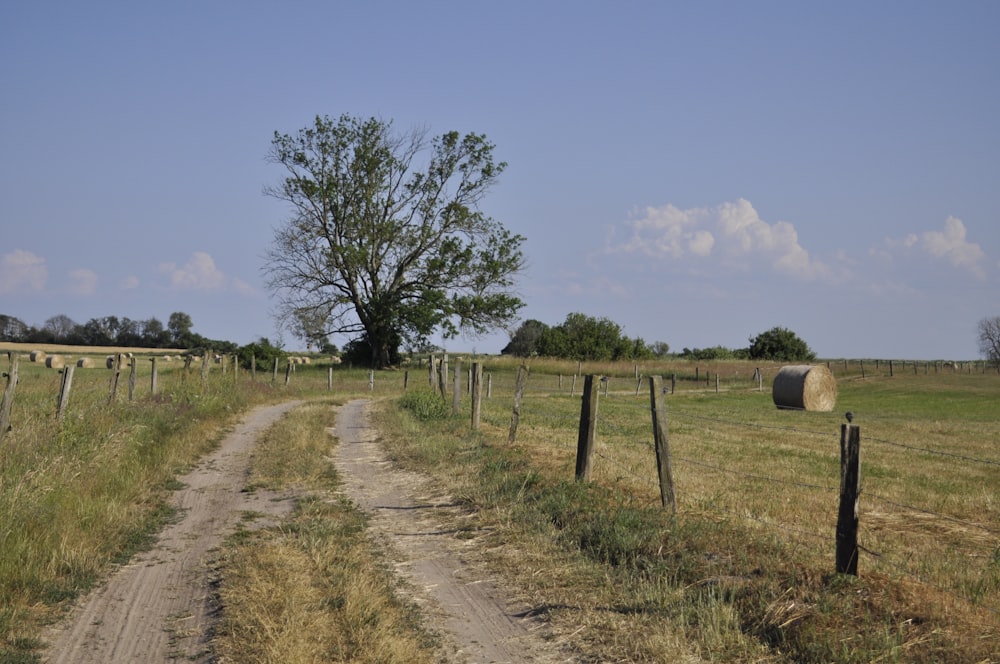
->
<box><xmin>30</xmin><ymin>350</ymin><xmax>46</xmax><ymax>362</ymax></box>
<box><xmin>772</xmin><ymin>365</ymin><xmax>837</xmax><ymax>412</ymax></box>
<box><xmin>77</xmin><ymin>357</ymin><xmax>95</xmax><ymax>368</ymax></box>
<box><xmin>45</xmin><ymin>355</ymin><xmax>65</xmax><ymax>369</ymax></box>
<box><xmin>106</xmin><ymin>355</ymin><xmax>117</xmax><ymax>369</ymax></box>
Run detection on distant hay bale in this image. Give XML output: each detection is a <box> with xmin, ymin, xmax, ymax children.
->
<box><xmin>772</xmin><ymin>365</ymin><xmax>837</xmax><ymax>412</ymax></box>
<box><xmin>45</xmin><ymin>355</ymin><xmax>65</xmax><ymax>369</ymax></box>
<box><xmin>302</xmin><ymin>357</ymin><xmax>311</xmax><ymax>364</ymax></box>
<box><xmin>106</xmin><ymin>355</ymin><xmax>117</xmax><ymax>369</ymax></box>
<box><xmin>30</xmin><ymin>350</ymin><xmax>46</xmax><ymax>362</ymax></box>
<box><xmin>77</xmin><ymin>357</ymin><xmax>95</xmax><ymax>368</ymax></box>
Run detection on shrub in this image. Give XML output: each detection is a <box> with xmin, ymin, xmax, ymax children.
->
<box><xmin>398</xmin><ymin>390</ymin><xmax>450</xmax><ymax>421</ymax></box>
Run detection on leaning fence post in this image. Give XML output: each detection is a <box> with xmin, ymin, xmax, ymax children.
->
<box><xmin>507</xmin><ymin>365</ymin><xmax>528</xmax><ymax>444</ymax></box>
<box><xmin>0</xmin><ymin>352</ymin><xmax>19</xmax><ymax>443</ymax></box>
<box><xmin>836</xmin><ymin>420</ymin><xmax>862</xmax><ymax>575</ymax></box>
<box><xmin>575</xmin><ymin>375</ymin><xmax>599</xmax><ymax>482</ymax></box>
<box><xmin>648</xmin><ymin>376</ymin><xmax>676</xmax><ymax>511</ymax></box>
<box><xmin>56</xmin><ymin>365</ymin><xmax>75</xmax><ymax>421</ymax></box>
<box><xmin>471</xmin><ymin>362</ymin><xmax>483</xmax><ymax>430</ymax></box>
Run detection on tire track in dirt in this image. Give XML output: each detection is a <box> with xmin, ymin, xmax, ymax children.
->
<box><xmin>333</xmin><ymin>399</ymin><xmax>564</xmax><ymax>663</ymax></box>
<box><xmin>42</xmin><ymin>400</ymin><xmax>303</xmax><ymax>663</ymax></box>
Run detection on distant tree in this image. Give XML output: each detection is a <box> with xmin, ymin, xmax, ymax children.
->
<box><xmin>502</xmin><ymin>319</ymin><xmax>549</xmax><ymax>357</ymax></box>
<box><xmin>140</xmin><ymin>317</ymin><xmax>171</xmax><ymax>347</ymax></box>
<box><xmin>747</xmin><ymin>326</ymin><xmax>816</xmax><ymax>362</ymax></box>
<box><xmin>168</xmin><ymin>312</ymin><xmax>194</xmax><ymax>347</ymax></box>
<box><xmin>79</xmin><ymin>316</ymin><xmax>121</xmax><ymax>346</ymax></box>
<box><xmin>263</xmin><ymin>114</ymin><xmax>525</xmax><ymax>368</ymax></box>
<box><xmin>536</xmin><ymin>313</ymin><xmax>636</xmax><ymax>361</ymax></box>
<box><xmin>237</xmin><ymin>337</ymin><xmax>284</xmax><ymax>371</ymax></box>
<box><xmin>43</xmin><ymin>314</ymin><xmax>78</xmax><ymax>341</ymax></box>
<box><xmin>680</xmin><ymin>345</ymin><xmax>737</xmax><ymax>361</ymax></box>
<box><xmin>0</xmin><ymin>315</ymin><xmax>29</xmax><ymax>342</ymax></box>
<box><xmin>977</xmin><ymin>316</ymin><xmax>1000</xmax><ymax>369</ymax></box>
<box><xmin>650</xmin><ymin>341</ymin><xmax>671</xmax><ymax>357</ymax></box>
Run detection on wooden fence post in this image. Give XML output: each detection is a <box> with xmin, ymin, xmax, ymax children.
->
<box><xmin>109</xmin><ymin>353</ymin><xmax>123</xmax><ymax>403</ymax></box>
<box><xmin>471</xmin><ymin>362</ymin><xmax>483</xmax><ymax>430</ymax></box>
<box><xmin>369</xmin><ymin>370</ymin><xmax>375</xmax><ymax>392</ymax></box>
<box><xmin>836</xmin><ymin>422</ymin><xmax>862</xmax><ymax>575</ymax></box>
<box><xmin>56</xmin><ymin>365</ymin><xmax>75</xmax><ymax>421</ymax></box>
<box><xmin>0</xmin><ymin>352</ymin><xmax>19</xmax><ymax>443</ymax></box>
<box><xmin>328</xmin><ymin>366</ymin><xmax>334</xmax><ymax>390</ymax></box>
<box><xmin>150</xmin><ymin>357</ymin><xmax>158</xmax><ymax>395</ymax></box>
<box><xmin>201</xmin><ymin>352</ymin><xmax>210</xmax><ymax>384</ymax></box>
<box><xmin>284</xmin><ymin>362</ymin><xmax>292</xmax><ymax>386</ymax></box>
<box><xmin>487</xmin><ymin>372</ymin><xmax>492</xmax><ymax>399</ymax></box>
<box><xmin>452</xmin><ymin>358</ymin><xmax>462</xmax><ymax>414</ymax></box>
<box><xmin>508</xmin><ymin>365</ymin><xmax>528</xmax><ymax>444</ymax></box>
<box><xmin>428</xmin><ymin>354</ymin><xmax>436</xmax><ymax>390</ymax></box>
<box><xmin>575</xmin><ymin>375</ymin><xmax>599</xmax><ymax>482</ymax></box>
<box><xmin>403</xmin><ymin>370</ymin><xmax>409</xmax><ymax>390</ymax></box>
<box><xmin>671</xmin><ymin>373</ymin><xmax>676</xmax><ymax>394</ymax></box>
<box><xmin>440</xmin><ymin>353</ymin><xmax>449</xmax><ymax>398</ymax></box>
<box><xmin>648</xmin><ymin>376</ymin><xmax>676</xmax><ymax>511</ymax></box>
<box><xmin>128</xmin><ymin>357</ymin><xmax>137</xmax><ymax>401</ymax></box>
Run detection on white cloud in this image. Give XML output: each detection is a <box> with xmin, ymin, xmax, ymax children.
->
<box><xmin>157</xmin><ymin>252</ymin><xmax>227</xmax><ymax>291</ymax></box>
<box><xmin>610</xmin><ymin>198</ymin><xmax>832</xmax><ymax>280</ymax></box>
<box><xmin>121</xmin><ymin>275</ymin><xmax>140</xmax><ymax>289</ymax></box>
<box><xmin>0</xmin><ymin>249</ymin><xmax>47</xmax><ymax>294</ymax></box>
<box><xmin>880</xmin><ymin>216</ymin><xmax>986</xmax><ymax>278</ymax></box>
<box><xmin>67</xmin><ymin>268</ymin><xmax>99</xmax><ymax>295</ymax></box>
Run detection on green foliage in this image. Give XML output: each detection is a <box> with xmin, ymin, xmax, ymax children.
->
<box><xmin>237</xmin><ymin>337</ymin><xmax>285</xmax><ymax>371</ymax></box>
<box><xmin>679</xmin><ymin>345</ymin><xmax>747</xmax><ymax>360</ymax></box>
<box><xmin>747</xmin><ymin>326</ymin><xmax>816</xmax><ymax>362</ymax></box>
<box><xmin>535</xmin><ymin>312</ymin><xmax>648</xmax><ymax>361</ymax></box>
<box><xmin>398</xmin><ymin>389</ymin><xmax>450</xmax><ymax>421</ymax></box>
<box><xmin>264</xmin><ymin>114</ymin><xmax>526</xmax><ymax>368</ymax></box>
<box><xmin>501</xmin><ymin>319</ymin><xmax>549</xmax><ymax>357</ymax></box>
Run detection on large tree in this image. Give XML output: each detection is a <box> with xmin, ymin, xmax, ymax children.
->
<box><xmin>747</xmin><ymin>326</ymin><xmax>816</xmax><ymax>362</ymax></box>
<box><xmin>264</xmin><ymin>114</ymin><xmax>525</xmax><ymax>367</ymax></box>
<box><xmin>978</xmin><ymin>316</ymin><xmax>1000</xmax><ymax>369</ymax></box>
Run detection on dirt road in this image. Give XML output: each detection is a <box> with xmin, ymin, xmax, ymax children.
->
<box><xmin>43</xmin><ymin>401</ymin><xmax>304</xmax><ymax>663</ymax></box>
<box><xmin>333</xmin><ymin>399</ymin><xmax>560</xmax><ymax>663</ymax></box>
<box><xmin>42</xmin><ymin>399</ymin><xmax>560</xmax><ymax>663</ymax></box>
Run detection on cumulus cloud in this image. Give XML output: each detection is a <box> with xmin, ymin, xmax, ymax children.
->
<box><xmin>609</xmin><ymin>198</ymin><xmax>832</xmax><ymax>280</ymax></box>
<box><xmin>157</xmin><ymin>252</ymin><xmax>227</xmax><ymax>291</ymax></box>
<box><xmin>0</xmin><ymin>249</ymin><xmax>47</xmax><ymax>294</ymax></box>
<box><xmin>880</xmin><ymin>216</ymin><xmax>986</xmax><ymax>278</ymax></box>
<box><xmin>67</xmin><ymin>268</ymin><xmax>99</xmax><ymax>295</ymax></box>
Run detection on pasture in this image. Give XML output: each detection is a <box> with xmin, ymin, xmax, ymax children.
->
<box><xmin>1</xmin><ymin>344</ymin><xmax>997</xmax><ymax>661</ymax></box>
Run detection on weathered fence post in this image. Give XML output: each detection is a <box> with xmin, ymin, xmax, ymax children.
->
<box><xmin>108</xmin><ymin>353</ymin><xmax>123</xmax><ymax>403</ymax></box>
<box><xmin>440</xmin><ymin>353</ymin><xmax>449</xmax><ymax>398</ymax></box>
<box><xmin>403</xmin><ymin>370</ymin><xmax>409</xmax><ymax>390</ymax></box>
<box><xmin>328</xmin><ymin>366</ymin><xmax>334</xmax><ymax>391</ymax></box>
<box><xmin>452</xmin><ymin>358</ymin><xmax>462</xmax><ymax>415</ymax></box>
<box><xmin>150</xmin><ymin>357</ymin><xmax>158</xmax><ymax>395</ymax></box>
<box><xmin>56</xmin><ymin>365</ymin><xmax>75</xmax><ymax>421</ymax></box>
<box><xmin>508</xmin><ymin>365</ymin><xmax>528</xmax><ymax>444</ymax></box>
<box><xmin>0</xmin><ymin>352</ymin><xmax>19</xmax><ymax>443</ymax></box>
<box><xmin>284</xmin><ymin>362</ymin><xmax>292</xmax><ymax>386</ymax></box>
<box><xmin>648</xmin><ymin>376</ymin><xmax>676</xmax><ymax>511</ymax></box>
<box><xmin>860</xmin><ymin>360</ymin><xmax>865</xmax><ymax>379</ymax></box>
<box><xmin>487</xmin><ymin>372</ymin><xmax>492</xmax><ymax>399</ymax></box>
<box><xmin>428</xmin><ymin>354</ymin><xmax>436</xmax><ymax>390</ymax></box>
<box><xmin>671</xmin><ymin>373</ymin><xmax>676</xmax><ymax>394</ymax></box>
<box><xmin>571</xmin><ymin>374</ymin><xmax>577</xmax><ymax>397</ymax></box>
<box><xmin>836</xmin><ymin>421</ymin><xmax>862</xmax><ymax>575</ymax></box>
<box><xmin>471</xmin><ymin>362</ymin><xmax>483</xmax><ymax>430</ymax></box>
<box><xmin>251</xmin><ymin>354</ymin><xmax>256</xmax><ymax>381</ymax></box>
<box><xmin>128</xmin><ymin>357</ymin><xmax>137</xmax><ymax>401</ymax></box>
<box><xmin>369</xmin><ymin>370</ymin><xmax>375</xmax><ymax>392</ymax></box>
<box><xmin>575</xmin><ymin>375</ymin><xmax>599</xmax><ymax>481</ymax></box>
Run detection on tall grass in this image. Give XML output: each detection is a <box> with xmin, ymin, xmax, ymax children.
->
<box><xmin>212</xmin><ymin>401</ymin><xmax>439</xmax><ymax>663</ymax></box>
<box><xmin>373</xmin><ymin>362</ymin><xmax>1000</xmax><ymax>662</ymax></box>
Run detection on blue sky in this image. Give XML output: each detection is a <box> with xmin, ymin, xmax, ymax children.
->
<box><xmin>2</xmin><ymin>1</ymin><xmax>997</xmax><ymax>359</ymax></box>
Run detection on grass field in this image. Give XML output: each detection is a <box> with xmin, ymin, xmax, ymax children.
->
<box><xmin>1</xmin><ymin>345</ymin><xmax>997</xmax><ymax>662</ymax></box>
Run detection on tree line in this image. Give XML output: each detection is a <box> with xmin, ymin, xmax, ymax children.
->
<box><xmin>501</xmin><ymin>314</ymin><xmax>818</xmax><ymax>363</ymax></box>
<box><xmin>0</xmin><ymin>312</ymin><xmax>230</xmax><ymax>352</ymax></box>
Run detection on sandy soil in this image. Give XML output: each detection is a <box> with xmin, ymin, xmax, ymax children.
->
<box><xmin>41</xmin><ymin>398</ymin><xmax>563</xmax><ymax>663</ymax></box>
<box><xmin>333</xmin><ymin>399</ymin><xmax>563</xmax><ymax>663</ymax></box>
<box><xmin>42</xmin><ymin>401</ymin><xmax>304</xmax><ymax>663</ymax></box>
